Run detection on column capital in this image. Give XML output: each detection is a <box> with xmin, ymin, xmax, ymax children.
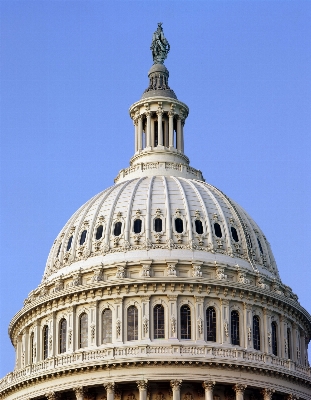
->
<box><xmin>137</xmin><ymin>380</ymin><xmax>148</xmax><ymax>390</ymax></box>
<box><xmin>170</xmin><ymin>380</ymin><xmax>182</xmax><ymax>391</ymax></box>
<box><xmin>73</xmin><ymin>387</ymin><xmax>85</xmax><ymax>400</ymax></box>
<box><xmin>104</xmin><ymin>383</ymin><xmax>115</xmax><ymax>393</ymax></box>
<box><xmin>286</xmin><ymin>395</ymin><xmax>299</xmax><ymax>400</ymax></box>
<box><xmin>233</xmin><ymin>384</ymin><xmax>247</xmax><ymax>394</ymax></box>
<box><xmin>260</xmin><ymin>389</ymin><xmax>274</xmax><ymax>400</ymax></box>
<box><xmin>45</xmin><ymin>392</ymin><xmax>60</xmax><ymax>400</ymax></box>
<box><xmin>202</xmin><ymin>381</ymin><xmax>216</xmax><ymax>390</ymax></box>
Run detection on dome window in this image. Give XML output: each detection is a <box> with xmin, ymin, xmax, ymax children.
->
<box><xmin>214</xmin><ymin>223</ymin><xmax>222</xmax><ymax>238</ymax></box>
<box><xmin>30</xmin><ymin>332</ymin><xmax>35</xmax><ymax>364</ymax></box>
<box><xmin>80</xmin><ymin>230</ymin><xmax>87</xmax><ymax>245</ymax></box>
<box><xmin>175</xmin><ymin>218</ymin><xmax>183</xmax><ymax>233</ymax></box>
<box><xmin>154</xmin><ymin>304</ymin><xmax>165</xmax><ymax>339</ymax></box>
<box><xmin>79</xmin><ymin>313</ymin><xmax>88</xmax><ymax>349</ymax></box>
<box><xmin>231</xmin><ymin>226</ymin><xmax>239</xmax><ymax>242</ymax></box>
<box><xmin>43</xmin><ymin>325</ymin><xmax>49</xmax><ymax>360</ymax></box>
<box><xmin>253</xmin><ymin>316</ymin><xmax>260</xmax><ymax>351</ymax></box>
<box><xmin>114</xmin><ymin>221</ymin><xmax>122</xmax><ymax>236</ymax></box>
<box><xmin>180</xmin><ymin>305</ymin><xmax>191</xmax><ymax>339</ymax></box>
<box><xmin>195</xmin><ymin>220</ymin><xmax>203</xmax><ymax>235</ymax></box>
<box><xmin>271</xmin><ymin>321</ymin><xmax>278</xmax><ymax>356</ymax></box>
<box><xmin>154</xmin><ymin>218</ymin><xmax>162</xmax><ymax>232</ymax></box>
<box><xmin>66</xmin><ymin>236</ymin><xmax>73</xmax><ymax>251</ymax></box>
<box><xmin>287</xmin><ymin>328</ymin><xmax>292</xmax><ymax>360</ymax></box>
<box><xmin>231</xmin><ymin>310</ymin><xmax>240</xmax><ymax>346</ymax></box>
<box><xmin>102</xmin><ymin>309</ymin><xmax>112</xmax><ymax>344</ymax></box>
<box><xmin>133</xmin><ymin>219</ymin><xmax>142</xmax><ymax>234</ymax></box>
<box><xmin>59</xmin><ymin>319</ymin><xmax>67</xmax><ymax>354</ymax></box>
<box><xmin>96</xmin><ymin>225</ymin><xmax>103</xmax><ymax>240</ymax></box>
<box><xmin>206</xmin><ymin>307</ymin><xmax>216</xmax><ymax>342</ymax></box>
<box><xmin>56</xmin><ymin>244</ymin><xmax>61</xmax><ymax>257</ymax></box>
<box><xmin>257</xmin><ymin>238</ymin><xmax>263</xmax><ymax>254</ymax></box>
<box><xmin>127</xmin><ymin>305</ymin><xmax>138</xmax><ymax>341</ymax></box>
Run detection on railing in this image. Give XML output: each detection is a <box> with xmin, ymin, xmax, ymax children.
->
<box><xmin>0</xmin><ymin>345</ymin><xmax>310</xmax><ymax>391</ymax></box>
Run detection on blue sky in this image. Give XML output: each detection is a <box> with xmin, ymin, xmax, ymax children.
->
<box><xmin>0</xmin><ymin>1</ymin><xmax>310</xmax><ymax>376</ymax></box>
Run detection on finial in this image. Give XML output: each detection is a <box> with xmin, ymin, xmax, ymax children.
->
<box><xmin>150</xmin><ymin>22</ymin><xmax>170</xmax><ymax>64</ymax></box>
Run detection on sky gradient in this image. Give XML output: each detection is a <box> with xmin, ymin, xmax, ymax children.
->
<box><xmin>0</xmin><ymin>1</ymin><xmax>311</xmax><ymax>376</ymax></box>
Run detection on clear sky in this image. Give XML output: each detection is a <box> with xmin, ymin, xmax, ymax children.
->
<box><xmin>0</xmin><ymin>1</ymin><xmax>310</xmax><ymax>376</ymax></box>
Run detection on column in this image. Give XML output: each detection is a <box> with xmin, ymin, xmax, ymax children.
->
<box><xmin>134</xmin><ymin>120</ymin><xmax>138</xmax><ymax>153</ymax></box>
<box><xmin>170</xmin><ymin>380</ymin><xmax>182</xmax><ymax>400</ymax></box>
<box><xmin>137</xmin><ymin>380</ymin><xmax>148</xmax><ymax>400</ymax></box>
<box><xmin>67</xmin><ymin>306</ymin><xmax>74</xmax><ymax>353</ymax></box>
<box><xmin>280</xmin><ymin>316</ymin><xmax>286</xmax><ymax>359</ymax></box>
<box><xmin>263</xmin><ymin>308</ymin><xmax>270</xmax><ymax>354</ymax></box>
<box><xmin>45</xmin><ymin>392</ymin><xmax>60</xmax><ymax>400</ymax></box>
<box><xmin>180</xmin><ymin>119</ymin><xmax>184</xmax><ymax>153</ymax></box>
<box><xmin>176</xmin><ymin>117</ymin><xmax>182</xmax><ymax>151</ymax></box>
<box><xmin>292</xmin><ymin>323</ymin><xmax>298</xmax><ymax>362</ymax></box>
<box><xmin>146</xmin><ymin>112</ymin><xmax>151</xmax><ymax>148</ymax></box>
<box><xmin>260</xmin><ymin>389</ymin><xmax>274</xmax><ymax>400</ymax></box>
<box><xmin>220</xmin><ymin>299</ymin><xmax>230</xmax><ymax>344</ymax></box>
<box><xmin>34</xmin><ymin>321</ymin><xmax>40</xmax><ymax>363</ymax></box>
<box><xmin>195</xmin><ymin>296</ymin><xmax>204</xmax><ymax>341</ymax></box>
<box><xmin>141</xmin><ymin>296</ymin><xmax>150</xmax><ymax>341</ymax></box>
<box><xmin>138</xmin><ymin>116</ymin><xmax>143</xmax><ymax>151</ymax></box>
<box><xmin>157</xmin><ymin>109</ymin><xmax>163</xmax><ymax>146</ymax></box>
<box><xmin>16</xmin><ymin>335</ymin><xmax>23</xmax><ymax>369</ymax></box>
<box><xmin>233</xmin><ymin>384</ymin><xmax>247</xmax><ymax>400</ymax></box>
<box><xmin>89</xmin><ymin>302</ymin><xmax>97</xmax><ymax>347</ymax></box>
<box><xmin>244</xmin><ymin>303</ymin><xmax>252</xmax><ymax>349</ymax></box>
<box><xmin>74</xmin><ymin>387</ymin><xmax>85</xmax><ymax>400</ymax></box>
<box><xmin>202</xmin><ymin>381</ymin><xmax>215</xmax><ymax>400</ymax></box>
<box><xmin>167</xmin><ymin>295</ymin><xmax>178</xmax><ymax>340</ymax></box>
<box><xmin>23</xmin><ymin>328</ymin><xmax>29</xmax><ymax>366</ymax></box>
<box><xmin>301</xmin><ymin>332</ymin><xmax>306</xmax><ymax>365</ymax></box>
<box><xmin>164</xmin><ymin>117</ymin><xmax>169</xmax><ymax>147</ymax></box>
<box><xmin>168</xmin><ymin>112</ymin><xmax>174</xmax><ymax>148</ymax></box>
<box><xmin>151</xmin><ymin>117</ymin><xmax>155</xmax><ymax>147</ymax></box>
<box><xmin>114</xmin><ymin>298</ymin><xmax>123</xmax><ymax>343</ymax></box>
<box><xmin>104</xmin><ymin>383</ymin><xmax>115</xmax><ymax>400</ymax></box>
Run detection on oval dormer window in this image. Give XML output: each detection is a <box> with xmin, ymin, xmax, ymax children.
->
<box><xmin>114</xmin><ymin>222</ymin><xmax>122</xmax><ymax>236</ymax></box>
<box><xmin>67</xmin><ymin>235</ymin><xmax>73</xmax><ymax>251</ymax></box>
<box><xmin>133</xmin><ymin>219</ymin><xmax>142</xmax><ymax>234</ymax></box>
<box><xmin>214</xmin><ymin>223</ymin><xmax>222</xmax><ymax>238</ymax></box>
<box><xmin>195</xmin><ymin>220</ymin><xmax>203</xmax><ymax>235</ymax></box>
<box><xmin>96</xmin><ymin>225</ymin><xmax>103</xmax><ymax>240</ymax></box>
<box><xmin>231</xmin><ymin>226</ymin><xmax>239</xmax><ymax>242</ymax></box>
<box><xmin>175</xmin><ymin>218</ymin><xmax>183</xmax><ymax>233</ymax></box>
<box><xmin>154</xmin><ymin>218</ymin><xmax>162</xmax><ymax>232</ymax></box>
<box><xmin>80</xmin><ymin>230</ymin><xmax>87</xmax><ymax>245</ymax></box>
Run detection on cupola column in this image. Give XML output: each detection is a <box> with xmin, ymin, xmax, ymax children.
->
<box><xmin>170</xmin><ymin>380</ymin><xmax>182</xmax><ymax>400</ymax></box>
<box><xmin>137</xmin><ymin>380</ymin><xmax>148</xmax><ymax>400</ymax></box>
<box><xmin>168</xmin><ymin>111</ymin><xmax>174</xmax><ymax>148</ymax></box>
<box><xmin>146</xmin><ymin>111</ymin><xmax>151</xmax><ymax>148</ymax></box>
<box><xmin>233</xmin><ymin>384</ymin><xmax>247</xmax><ymax>400</ymax></box>
<box><xmin>138</xmin><ymin>116</ymin><xmax>143</xmax><ymax>151</ymax></box>
<box><xmin>176</xmin><ymin>116</ymin><xmax>182</xmax><ymax>152</ymax></box>
<box><xmin>202</xmin><ymin>381</ymin><xmax>215</xmax><ymax>400</ymax></box>
<box><xmin>74</xmin><ymin>387</ymin><xmax>85</xmax><ymax>400</ymax></box>
<box><xmin>104</xmin><ymin>383</ymin><xmax>115</xmax><ymax>400</ymax></box>
<box><xmin>260</xmin><ymin>389</ymin><xmax>274</xmax><ymax>400</ymax></box>
<box><xmin>181</xmin><ymin>118</ymin><xmax>185</xmax><ymax>153</ymax></box>
<box><xmin>134</xmin><ymin>120</ymin><xmax>138</xmax><ymax>153</ymax></box>
<box><xmin>157</xmin><ymin>105</ymin><xmax>163</xmax><ymax>146</ymax></box>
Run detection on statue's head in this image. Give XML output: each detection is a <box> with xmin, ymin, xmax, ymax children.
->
<box><xmin>157</xmin><ymin>22</ymin><xmax>163</xmax><ymax>32</ymax></box>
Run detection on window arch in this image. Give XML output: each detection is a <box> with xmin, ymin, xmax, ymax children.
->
<box><xmin>175</xmin><ymin>218</ymin><xmax>183</xmax><ymax>233</ymax></box>
<box><xmin>114</xmin><ymin>221</ymin><xmax>122</xmax><ymax>236</ymax></box>
<box><xmin>59</xmin><ymin>318</ymin><xmax>67</xmax><ymax>354</ymax></box>
<box><xmin>79</xmin><ymin>313</ymin><xmax>88</xmax><ymax>348</ymax></box>
<box><xmin>102</xmin><ymin>309</ymin><xmax>112</xmax><ymax>344</ymax></box>
<box><xmin>57</xmin><ymin>244</ymin><xmax>61</xmax><ymax>257</ymax></box>
<box><xmin>80</xmin><ymin>230</ymin><xmax>87</xmax><ymax>245</ymax></box>
<box><xmin>127</xmin><ymin>305</ymin><xmax>138</xmax><ymax>341</ymax></box>
<box><xmin>206</xmin><ymin>307</ymin><xmax>216</xmax><ymax>341</ymax></box>
<box><xmin>271</xmin><ymin>321</ymin><xmax>278</xmax><ymax>356</ymax></box>
<box><xmin>195</xmin><ymin>220</ymin><xmax>203</xmax><ymax>235</ymax></box>
<box><xmin>154</xmin><ymin>218</ymin><xmax>162</xmax><ymax>232</ymax></box>
<box><xmin>231</xmin><ymin>311</ymin><xmax>240</xmax><ymax>346</ymax></box>
<box><xmin>287</xmin><ymin>328</ymin><xmax>291</xmax><ymax>360</ymax></box>
<box><xmin>43</xmin><ymin>325</ymin><xmax>49</xmax><ymax>360</ymax></box>
<box><xmin>96</xmin><ymin>225</ymin><xmax>103</xmax><ymax>240</ymax></box>
<box><xmin>257</xmin><ymin>238</ymin><xmax>263</xmax><ymax>254</ymax></box>
<box><xmin>214</xmin><ymin>223</ymin><xmax>222</xmax><ymax>238</ymax></box>
<box><xmin>180</xmin><ymin>305</ymin><xmax>191</xmax><ymax>339</ymax></box>
<box><xmin>253</xmin><ymin>316</ymin><xmax>260</xmax><ymax>350</ymax></box>
<box><xmin>66</xmin><ymin>236</ymin><xmax>73</xmax><ymax>251</ymax></box>
<box><xmin>153</xmin><ymin>304</ymin><xmax>165</xmax><ymax>339</ymax></box>
<box><xmin>231</xmin><ymin>226</ymin><xmax>239</xmax><ymax>242</ymax></box>
<box><xmin>133</xmin><ymin>219</ymin><xmax>142</xmax><ymax>234</ymax></box>
<box><xmin>30</xmin><ymin>332</ymin><xmax>35</xmax><ymax>364</ymax></box>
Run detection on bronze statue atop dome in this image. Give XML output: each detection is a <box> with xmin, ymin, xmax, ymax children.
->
<box><xmin>150</xmin><ymin>22</ymin><xmax>170</xmax><ymax>64</ymax></box>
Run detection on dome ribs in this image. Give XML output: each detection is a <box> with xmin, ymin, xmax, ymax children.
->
<box><xmin>171</xmin><ymin>177</ymin><xmax>193</xmax><ymax>243</ymax></box>
<box><xmin>162</xmin><ymin>176</ymin><xmax>172</xmax><ymax>241</ymax></box>
<box><xmin>145</xmin><ymin>176</ymin><xmax>155</xmax><ymax>244</ymax></box>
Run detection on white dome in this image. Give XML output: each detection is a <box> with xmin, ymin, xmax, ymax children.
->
<box><xmin>44</xmin><ymin>176</ymin><xmax>279</xmax><ymax>282</ymax></box>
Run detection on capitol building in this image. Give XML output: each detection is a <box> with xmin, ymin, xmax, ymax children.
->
<box><xmin>0</xmin><ymin>24</ymin><xmax>310</xmax><ymax>400</ymax></box>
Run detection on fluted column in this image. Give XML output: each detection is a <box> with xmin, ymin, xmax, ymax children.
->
<box><xmin>46</xmin><ymin>392</ymin><xmax>60</xmax><ymax>400</ymax></box>
<box><xmin>134</xmin><ymin>120</ymin><xmax>138</xmax><ymax>153</ymax></box>
<box><xmin>176</xmin><ymin>117</ymin><xmax>182</xmax><ymax>151</ymax></box>
<box><xmin>180</xmin><ymin>119</ymin><xmax>184</xmax><ymax>152</ymax></box>
<box><xmin>233</xmin><ymin>384</ymin><xmax>247</xmax><ymax>400</ymax></box>
<box><xmin>260</xmin><ymin>389</ymin><xmax>274</xmax><ymax>400</ymax></box>
<box><xmin>138</xmin><ymin>116</ymin><xmax>143</xmax><ymax>151</ymax></box>
<box><xmin>170</xmin><ymin>380</ymin><xmax>182</xmax><ymax>400</ymax></box>
<box><xmin>74</xmin><ymin>387</ymin><xmax>85</xmax><ymax>400</ymax></box>
<box><xmin>157</xmin><ymin>108</ymin><xmax>163</xmax><ymax>146</ymax></box>
<box><xmin>202</xmin><ymin>381</ymin><xmax>215</xmax><ymax>400</ymax></box>
<box><xmin>168</xmin><ymin>111</ymin><xmax>174</xmax><ymax>148</ymax></box>
<box><xmin>137</xmin><ymin>380</ymin><xmax>148</xmax><ymax>400</ymax></box>
<box><xmin>104</xmin><ymin>383</ymin><xmax>115</xmax><ymax>400</ymax></box>
<box><xmin>285</xmin><ymin>395</ymin><xmax>299</xmax><ymax>400</ymax></box>
<box><xmin>146</xmin><ymin>112</ymin><xmax>151</xmax><ymax>148</ymax></box>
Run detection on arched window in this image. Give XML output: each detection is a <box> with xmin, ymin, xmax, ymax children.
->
<box><xmin>271</xmin><ymin>321</ymin><xmax>278</xmax><ymax>356</ymax></box>
<box><xmin>66</xmin><ymin>236</ymin><xmax>73</xmax><ymax>251</ymax></box>
<box><xmin>154</xmin><ymin>218</ymin><xmax>162</xmax><ymax>232</ymax></box>
<box><xmin>195</xmin><ymin>220</ymin><xmax>203</xmax><ymax>235</ymax></box>
<box><xmin>180</xmin><ymin>305</ymin><xmax>191</xmax><ymax>339</ymax></box>
<box><xmin>114</xmin><ymin>221</ymin><xmax>122</xmax><ymax>236</ymax></box>
<box><xmin>79</xmin><ymin>313</ymin><xmax>88</xmax><ymax>348</ymax></box>
<box><xmin>253</xmin><ymin>316</ymin><xmax>260</xmax><ymax>350</ymax></box>
<box><xmin>175</xmin><ymin>218</ymin><xmax>183</xmax><ymax>233</ymax></box>
<box><xmin>206</xmin><ymin>307</ymin><xmax>216</xmax><ymax>341</ymax></box>
<box><xmin>231</xmin><ymin>226</ymin><xmax>239</xmax><ymax>242</ymax></box>
<box><xmin>127</xmin><ymin>306</ymin><xmax>138</xmax><ymax>341</ymax></box>
<box><xmin>96</xmin><ymin>225</ymin><xmax>103</xmax><ymax>240</ymax></box>
<box><xmin>30</xmin><ymin>332</ymin><xmax>35</xmax><ymax>364</ymax></box>
<box><xmin>43</xmin><ymin>325</ymin><xmax>49</xmax><ymax>360</ymax></box>
<box><xmin>257</xmin><ymin>238</ymin><xmax>263</xmax><ymax>254</ymax></box>
<box><xmin>59</xmin><ymin>318</ymin><xmax>67</xmax><ymax>354</ymax></box>
<box><xmin>133</xmin><ymin>219</ymin><xmax>142</xmax><ymax>234</ymax></box>
<box><xmin>154</xmin><ymin>305</ymin><xmax>165</xmax><ymax>339</ymax></box>
<box><xmin>287</xmin><ymin>328</ymin><xmax>291</xmax><ymax>360</ymax></box>
<box><xmin>80</xmin><ymin>230</ymin><xmax>87</xmax><ymax>245</ymax></box>
<box><xmin>57</xmin><ymin>244</ymin><xmax>61</xmax><ymax>257</ymax></box>
<box><xmin>231</xmin><ymin>311</ymin><xmax>240</xmax><ymax>346</ymax></box>
<box><xmin>102</xmin><ymin>309</ymin><xmax>112</xmax><ymax>344</ymax></box>
<box><xmin>214</xmin><ymin>223</ymin><xmax>222</xmax><ymax>238</ymax></box>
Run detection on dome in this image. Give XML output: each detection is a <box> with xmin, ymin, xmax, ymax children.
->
<box><xmin>44</xmin><ymin>176</ymin><xmax>279</xmax><ymax>283</ymax></box>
